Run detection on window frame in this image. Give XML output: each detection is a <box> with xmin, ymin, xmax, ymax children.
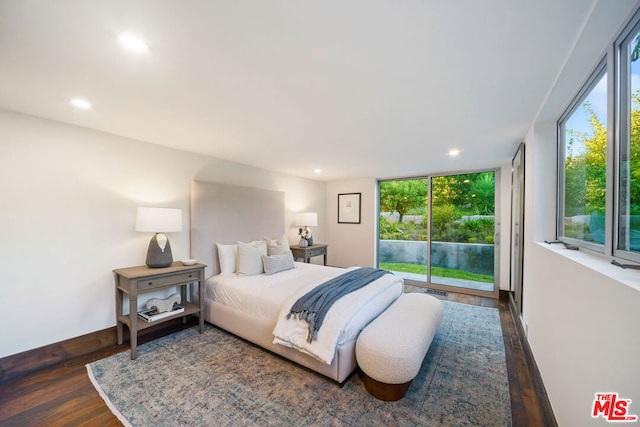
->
<box><xmin>556</xmin><ymin>59</ymin><xmax>609</xmax><ymax>254</ymax></box>
<box><xmin>614</xmin><ymin>13</ymin><xmax>640</xmax><ymax>263</ymax></box>
<box><xmin>556</xmin><ymin>6</ymin><xmax>640</xmax><ymax>265</ymax></box>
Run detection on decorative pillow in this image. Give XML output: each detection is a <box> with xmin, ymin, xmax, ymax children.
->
<box><xmin>216</xmin><ymin>243</ymin><xmax>238</xmax><ymax>274</ymax></box>
<box><xmin>262</xmin><ymin>252</ymin><xmax>295</xmax><ymax>275</ymax></box>
<box><xmin>237</xmin><ymin>240</ymin><xmax>268</xmax><ymax>275</ymax></box>
<box><xmin>264</xmin><ymin>234</ymin><xmax>290</xmax><ymax>256</ymax></box>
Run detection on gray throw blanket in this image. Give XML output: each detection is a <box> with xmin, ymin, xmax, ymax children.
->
<box><xmin>287</xmin><ymin>267</ymin><xmax>389</xmax><ymax>342</ymax></box>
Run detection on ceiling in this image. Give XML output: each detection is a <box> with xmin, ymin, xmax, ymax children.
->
<box><xmin>0</xmin><ymin>1</ymin><xmax>607</xmax><ymax>181</ymax></box>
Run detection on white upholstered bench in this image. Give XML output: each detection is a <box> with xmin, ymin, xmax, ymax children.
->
<box><xmin>355</xmin><ymin>293</ymin><xmax>443</xmax><ymax>401</ymax></box>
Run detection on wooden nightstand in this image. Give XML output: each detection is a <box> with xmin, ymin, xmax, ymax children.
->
<box><xmin>113</xmin><ymin>262</ymin><xmax>206</xmax><ymax>359</ymax></box>
<box><xmin>290</xmin><ymin>244</ymin><xmax>328</xmax><ymax>265</ymax></box>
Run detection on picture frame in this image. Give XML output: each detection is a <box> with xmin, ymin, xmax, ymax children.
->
<box><xmin>337</xmin><ymin>193</ymin><xmax>361</xmax><ymax>224</ymax></box>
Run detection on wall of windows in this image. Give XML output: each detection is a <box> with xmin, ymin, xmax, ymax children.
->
<box><xmin>616</xmin><ymin>20</ymin><xmax>640</xmax><ymax>259</ymax></box>
<box><xmin>558</xmin><ymin>9</ymin><xmax>640</xmax><ymax>263</ymax></box>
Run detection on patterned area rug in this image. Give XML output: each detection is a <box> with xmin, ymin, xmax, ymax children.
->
<box><xmin>87</xmin><ymin>301</ymin><xmax>511</xmax><ymax>426</ymax></box>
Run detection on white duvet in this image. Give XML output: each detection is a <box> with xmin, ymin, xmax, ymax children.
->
<box><xmin>205</xmin><ymin>262</ymin><xmax>347</xmax><ymax>320</ymax></box>
<box><xmin>272</xmin><ymin>267</ymin><xmax>403</xmax><ymax>364</ymax></box>
<box><xmin>204</xmin><ymin>262</ymin><xmax>403</xmax><ymax>365</ymax></box>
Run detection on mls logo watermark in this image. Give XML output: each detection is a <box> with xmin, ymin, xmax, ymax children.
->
<box><xmin>592</xmin><ymin>393</ymin><xmax>638</xmax><ymax>422</ymax></box>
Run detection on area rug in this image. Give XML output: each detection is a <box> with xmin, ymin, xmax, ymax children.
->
<box><xmin>87</xmin><ymin>301</ymin><xmax>511</xmax><ymax>426</ymax></box>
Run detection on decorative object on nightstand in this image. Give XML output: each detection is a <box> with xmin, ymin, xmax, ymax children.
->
<box><xmin>138</xmin><ymin>304</ymin><xmax>184</xmax><ymax>322</ymax></box>
<box><xmin>146</xmin><ymin>292</ymin><xmax>181</xmax><ymax>313</ymax></box>
<box><xmin>136</xmin><ymin>207</ymin><xmax>182</xmax><ymax>268</ymax></box>
<box><xmin>296</xmin><ymin>212</ymin><xmax>317</xmax><ymax>246</ymax></box>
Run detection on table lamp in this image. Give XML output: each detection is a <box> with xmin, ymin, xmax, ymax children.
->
<box><xmin>136</xmin><ymin>207</ymin><xmax>182</xmax><ymax>268</ymax></box>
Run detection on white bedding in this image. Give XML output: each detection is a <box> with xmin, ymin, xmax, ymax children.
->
<box><xmin>272</xmin><ymin>268</ymin><xmax>403</xmax><ymax>364</ymax></box>
<box><xmin>204</xmin><ymin>262</ymin><xmax>346</xmax><ymax>320</ymax></box>
<box><xmin>204</xmin><ymin>262</ymin><xmax>403</xmax><ymax>365</ymax></box>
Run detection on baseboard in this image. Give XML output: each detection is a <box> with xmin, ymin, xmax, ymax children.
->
<box><xmin>0</xmin><ymin>317</ymin><xmax>197</xmax><ymax>381</ymax></box>
<box><xmin>0</xmin><ymin>327</ymin><xmax>118</xmax><ymax>381</ymax></box>
<box><xmin>507</xmin><ymin>296</ymin><xmax>558</xmax><ymax>426</ymax></box>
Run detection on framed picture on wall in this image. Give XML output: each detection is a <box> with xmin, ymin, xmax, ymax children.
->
<box><xmin>338</xmin><ymin>193</ymin><xmax>361</xmax><ymax>224</ymax></box>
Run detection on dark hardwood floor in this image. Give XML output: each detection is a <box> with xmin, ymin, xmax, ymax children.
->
<box><xmin>0</xmin><ymin>289</ymin><xmax>555</xmax><ymax>426</ymax></box>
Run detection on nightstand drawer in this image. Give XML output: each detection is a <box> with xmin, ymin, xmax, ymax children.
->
<box><xmin>137</xmin><ymin>271</ymin><xmax>199</xmax><ymax>291</ymax></box>
<box><xmin>306</xmin><ymin>247</ymin><xmax>326</xmax><ymax>257</ymax></box>
<box><xmin>290</xmin><ymin>244</ymin><xmax>328</xmax><ymax>265</ymax></box>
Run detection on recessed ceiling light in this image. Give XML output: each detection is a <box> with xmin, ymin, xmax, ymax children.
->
<box><xmin>118</xmin><ymin>33</ymin><xmax>149</xmax><ymax>52</ymax></box>
<box><xmin>70</xmin><ymin>98</ymin><xmax>91</xmax><ymax>109</ymax></box>
<box><xmin>448</xmin><ymin>149</ymin><xmax>460</xmax><ymax>157</ymax></box>
<box><xmin>314</xmin><ymin>168</ymin><xmax>322</xmax><ymax>174</ymax></box>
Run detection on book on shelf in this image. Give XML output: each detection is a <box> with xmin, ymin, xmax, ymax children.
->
<box><xmin>138</xmin><ymin>304</ymin><xmax>185</xmax><ymax>322</ymax></box>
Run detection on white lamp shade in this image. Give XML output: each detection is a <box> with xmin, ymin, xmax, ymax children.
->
<box><xmin>295</xmin><ymin>212</ymin><xmax>318</xmax><ymax>227</ymax></box>
<box><xmin>136</xmin><ymin>207</ymin><xmax>182</xmax><ymax>233</ymax></box>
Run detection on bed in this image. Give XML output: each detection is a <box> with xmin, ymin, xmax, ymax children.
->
<box><xmin>190</xmin><ymin>180</ymin><xmax>403</xmax><ymax>383</ymax></box>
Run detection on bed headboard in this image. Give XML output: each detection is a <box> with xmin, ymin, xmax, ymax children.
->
<box><xmin>190</xmin><ymin>180</ymin><xmax>285</xmax><ymax>279</ymax></box>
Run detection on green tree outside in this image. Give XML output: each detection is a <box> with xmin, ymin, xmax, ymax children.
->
<box><xmin>379</xmin><ymin>172</ymin><xmax>495</xmax><ymax>243</ymax></box>
<box><xmin>379</xmin><ymin>179</ymin><xmax>427</xmax><ymax>222</ymax></box>
<box><xmin>564</xmin><ymin>91</ymin><xmax>640</xmax><ymax>242</ymax></box>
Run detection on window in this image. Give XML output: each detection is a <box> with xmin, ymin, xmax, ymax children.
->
<box><xmin>617</xmin><ymin>24</ymin><xmax>640</xmax><ymax>259</ymax></box>
<box><xmin>557</xmin><ymin>8</ymin><xmax>640</xmax><ymax>264</ymax></box>
<box><xmin>558</xmin><ymin>68</ymin><xmax>607</xmax><ymax>249</ymax></box>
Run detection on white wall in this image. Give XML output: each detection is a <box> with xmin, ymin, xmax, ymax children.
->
<box><xmin>497</xmin><ymin>164</ymin><xmax>512</xmax><ymax>291</ymax></box>
<box><xmin>520</xmin><ymin>3</ymin><xmax>640</xmax><ymax>424</ymax></box>
<box><xmin>326</xmin><ymin>178</ymin><xmax>377</xmax><ymax>267</ymax></box>
<box><xmin>0</xmin><ymin>108</ymin><xmax>326</xmax><ymax>358</ymax></box>
<box><xmin>523</xmin><ymin>121</ymin><xmax>640</xmax><ymax>426</ymax></box>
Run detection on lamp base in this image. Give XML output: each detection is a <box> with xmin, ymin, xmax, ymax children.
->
<box><xmin>146</xmin><ymin>233</ymin><xmax>173</xmax><ymax>268</ymax></box>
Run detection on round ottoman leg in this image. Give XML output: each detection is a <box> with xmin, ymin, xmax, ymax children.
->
<box><xmin>363</xmin><ymin>373</ymin><xmax>412</xmax><ymax>401</ymax></box>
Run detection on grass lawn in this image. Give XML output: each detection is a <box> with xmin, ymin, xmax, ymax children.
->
<box><xmin>379</xmin><ymin>262</ymin><xmax>494</xmax><ymax>283</ymax></box>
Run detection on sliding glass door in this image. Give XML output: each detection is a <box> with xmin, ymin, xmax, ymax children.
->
<box><xmin>379</xmin><ymin>178</ymin><xmax>429</xmax><ymax>281</ymax></box>
<box><xmin>429</xmin><ymin>171</ymin><xmax>496</xmax><ymax>294</ymax></box>
<box><xmin>378</xmin><ymin>170</ymin><xmax>497</xmax><ymax>297</ymax></box>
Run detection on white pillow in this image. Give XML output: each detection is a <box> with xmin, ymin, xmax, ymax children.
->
<box><xmin>262</xmin><ymin>252</ymin><xmax>295</xmax><ymax>275</ymax></box>
<box><xmin>216</xmin><ymin>243</ymin><xmax>238</xmax><ymax>274</ymax></box>
<box><xmin>237</xmin><ymin>240</ymin><xmax>267</xmax><ymax>275</ymax></box>
<box><xmin>264</xmin><ymin>234</ymin><xmax>290</xmax><ymax>256</ymax></box>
